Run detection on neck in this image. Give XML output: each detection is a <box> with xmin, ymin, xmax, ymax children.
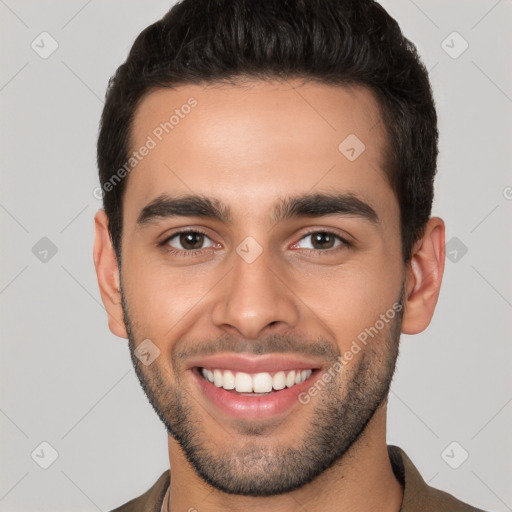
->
<box><xmin>167</xmin><ymin>403</ymin><xmax>403</xmax><ymax>512</ymax></box>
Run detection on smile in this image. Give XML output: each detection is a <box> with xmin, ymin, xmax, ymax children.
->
<box><xmin>200</xmin><ymin>367</ymin><xmax>313</xmax><ymax>394</ymax></box>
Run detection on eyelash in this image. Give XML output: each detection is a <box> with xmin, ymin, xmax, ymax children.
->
<box><xmin>158</xmin><ymin>229</ymin><xmax>352</xmax><ymax>257</ymax></box>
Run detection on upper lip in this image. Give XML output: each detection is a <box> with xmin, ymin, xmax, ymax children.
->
<box><xmin>186</xmin><ymin>353</ymin><xmax>324</xmax><ymax>373</ymax></box>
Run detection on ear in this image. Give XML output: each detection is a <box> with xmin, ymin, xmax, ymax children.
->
<box><xmin>401</xmin><ymin>217</ymin><xmax>445</xmax><ymax>335</ymax></box>
<box><xmin>93</xmin><ymin>209</ymin><xmax>128</xmax><ymax>339</ymax></box>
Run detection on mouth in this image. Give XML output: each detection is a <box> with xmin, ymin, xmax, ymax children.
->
<box><xmin>199</xmin><ymin>367</ymin><xmax>314</xmax><ymax>394</ymax></box>
<box><xmin>191</xmin><ymin>363</ymin><xmax>323</xmax><ymax>420</ymax></box>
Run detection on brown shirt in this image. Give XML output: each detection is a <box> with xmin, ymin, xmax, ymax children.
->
<box><xmin>110</xmin><ymin>445</ymin><xmax>488</xmax><ymax>512</ymax></box>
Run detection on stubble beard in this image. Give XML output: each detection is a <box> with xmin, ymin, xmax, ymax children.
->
<box><xmin>121</xmin><ymin>283</ymin><xmax>404</xmax><ymax>496</ymax></box>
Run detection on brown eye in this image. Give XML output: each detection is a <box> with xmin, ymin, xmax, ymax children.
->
<box><xmin>309</xmin><ymin>232</ymin><xmax>337</xmax><ymax>250</ymax></box>
<box><xmin>179</xmin><ymin>232</ymin><xmax>205</xmax><ymax>250</ymax></box>
<box><xmin>163</xmin><ymin>231</ymin><xmax>214</xmax><ymax>252</ymax></box>
<box><xmin>296</xmin><ymin>231</ymin><xmax>348</xmax><ymax>251</ymax></box>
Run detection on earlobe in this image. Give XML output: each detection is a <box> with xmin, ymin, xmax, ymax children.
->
<box><xmin>401</xmin><ymin>217</ymin><xmax>446</xmax><ymax>335</ymax></box>
<box><xmin>93</xmin><ymin>209</ymin><xmax>128</xmax><ymax>339</ymax></box>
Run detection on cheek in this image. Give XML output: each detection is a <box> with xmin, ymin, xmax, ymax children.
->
<box><xmin>123</xmin><ymin>254</ymin><xmax>216</xmax><ymax>335</ymax></box>
<box><xmin>295</xmin><ymin>265</ymin><xmax>401</xmax><ymax>349</ymax></box>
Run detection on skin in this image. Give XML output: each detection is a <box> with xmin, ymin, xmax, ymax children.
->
<box><xmin>94</xmin><ymin>79</ymin><xmax>445</xmax><ymax>512</ymax></box>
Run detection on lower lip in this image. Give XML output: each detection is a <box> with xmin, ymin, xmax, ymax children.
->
<box><xmin>192</xmin><ymin>367</ymin><xmax>321</xmax><ymax>421</ymax></box>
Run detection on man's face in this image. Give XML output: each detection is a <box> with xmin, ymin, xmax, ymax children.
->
<box><xmin>119</xmin><ymin>80</ymin><xmax>405</xmax><ymax>495</ymax></box>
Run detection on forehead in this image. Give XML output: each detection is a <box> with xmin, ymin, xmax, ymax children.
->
<box><xmin>124</xmin><ymin>79</ymin><xmax>395</xmax><ymax>227</ymax></box>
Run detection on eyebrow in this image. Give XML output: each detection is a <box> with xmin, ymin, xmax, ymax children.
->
<box><xmin>136</xmin><ymin>192</ymin><xmax>379</xmax><ymax>227</ymax></box>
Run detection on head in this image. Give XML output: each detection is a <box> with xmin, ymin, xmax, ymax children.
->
<box><xmin>94</xmin><ymin>0</ymin><xmax>445</xmax><ymax>498</ymax></box>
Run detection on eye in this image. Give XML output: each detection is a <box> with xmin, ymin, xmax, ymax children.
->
<box><xmin>158</xmin><ymin>229</ymin><xmax>351</xmax><ymax>258</ymax></box>
<box><xmin>160</xmin><ymin>230</ymin><xmax>215</xmax><ymax>254</ymax></box>
<box><xmin>293</xmin><ymin>231</ymin><xmax>351</xmax><ymax>252</ymax></box>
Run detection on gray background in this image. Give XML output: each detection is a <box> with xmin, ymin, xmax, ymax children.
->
<box><xmin>1</xmin><ymin>1</ymin><xmax>511</xmax><ymax>511</ymax></box>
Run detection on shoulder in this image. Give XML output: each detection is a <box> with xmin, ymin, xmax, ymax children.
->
<box><xmin>109</xmin><ymin>470</ymin><xmax>170</xmax><ymax>512</ymax></box>
<box><xmin>388</xmin><ymin>445</ymin><xmax>491</xmax><ymax>512</ymax></box>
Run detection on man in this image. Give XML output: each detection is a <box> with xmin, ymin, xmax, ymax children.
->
<box><xmin>93</xmin><ymin>0</ymin><xmax>488</xmax><ymax>510</ymax></box>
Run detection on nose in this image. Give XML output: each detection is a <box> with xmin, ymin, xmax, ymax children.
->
<box><xmin>211</xmin><ymin>243</ymin><xmax>300</xmax><ymax>340</ymax></box>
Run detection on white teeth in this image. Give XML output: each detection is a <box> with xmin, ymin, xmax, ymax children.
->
<box><xmin>286</xmin><ymin>371</ymin><xmax>296</xmax><ymax>388</ymax></box>
<box><xmin>202</xmin><ymin>368</ymin><xmax>214</xmax><ymax>383</ymax></box>
<box><xmin>253</xmin><ymin>372</ymin><xmax>273</xmax><ymax>393</ymax></box>
<box><xmin>213</xmin><ymin>369</ymin><xmax>223</xmax><ymax>387</ymax></box>
<box><xmin>201</xmin><ymin>368</ymin><xmax>314</xmax><ymax>392</ymax></box>
<box><xmin>272</xmin><ymin>371</ymin><xmax>286</xmax><ymax>390</ymax></box>
<box><xmin>235</xmin><ymin>372</ymin><xmax>253</xmax><ymax>392</ymax></box>
<box><xmin>222</xmin><ymin>369</ymin><xmax>235</xmax><ymax>390</ymax></box>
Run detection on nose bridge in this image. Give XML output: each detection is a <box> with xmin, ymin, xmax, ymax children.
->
<box><xmin>211</xmin><ymin>240</ymin><xmax>299</xmax><ymax>339</ymax></box>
